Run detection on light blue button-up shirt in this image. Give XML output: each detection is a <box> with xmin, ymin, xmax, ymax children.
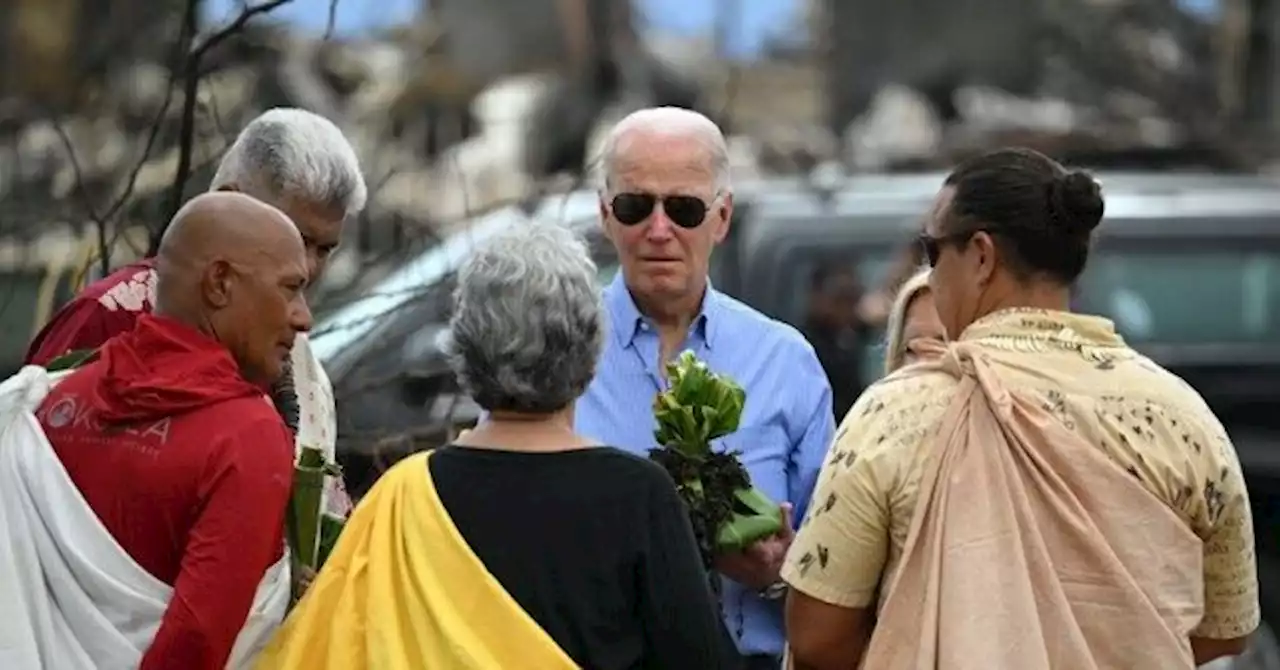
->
<box><xmin>575</xmin><ymin>273</ymin><xmax>835</xmax><ymax>657</ymax></box>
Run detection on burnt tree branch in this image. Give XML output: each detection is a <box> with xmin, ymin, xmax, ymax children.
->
<box><xmin>325</xmin><ymin>0</ymin><xmax>341</xmax><ymax>40</ymax></box>
<box><xmin>47</xmin><ymin>123</ymin><xmax>109</xmax><ymax>278</ymax></box>
<box><xmin>155</xmin><ymin>0</ymin><xmax>296</xmax><ymax>254</ymax></box>
<box><xmin>48</xmin><ymin>0</ymin><xmax>199</xmax><ymax>279</ymax></box>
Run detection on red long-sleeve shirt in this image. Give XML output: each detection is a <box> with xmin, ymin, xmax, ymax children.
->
<box><xmin>39</xmin><ymin>315</ymin><xmax>294</xmax><ymax>670</ymax></box>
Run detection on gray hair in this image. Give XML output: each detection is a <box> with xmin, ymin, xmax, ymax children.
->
<box><xmin>884</xmin><ymin>268</ymin><xmax>933</xmax><ymax>375</ymax></box>
<box><xmin>446</xmin><ymin>223</ymin><xmax>604</xmax><ymax>413</ymax></box>
<box><xmin>211</xmin><ymin>108</ymin><xmax>368</xmax><ymax>216</ymax></box>
<box><xmin>599</xmin><ymin>106</ymin><xmax>731</xmax><ymax>195</ymax></box>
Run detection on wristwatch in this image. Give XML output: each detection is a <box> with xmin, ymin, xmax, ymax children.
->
<box><xmin>759</xmin><ymin>581</ymin><xmax>788</xmax><ymax>601</ymax></box>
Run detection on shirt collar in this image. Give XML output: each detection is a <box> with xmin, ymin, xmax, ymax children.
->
<box><xmin>604</xmin><ymin>272</ymin><xmax>720</xmax><ymax>350</ymax></box>
<box><xmin>960</xmin><ymin>307</ymin><xmax>1126</xmax><ymax>349</ymax></box>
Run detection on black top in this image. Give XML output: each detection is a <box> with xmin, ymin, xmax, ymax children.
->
<box><xmin>429</xmin><ymin>445</ymin><xmax>734</xmax><ymax>670</ymax></box>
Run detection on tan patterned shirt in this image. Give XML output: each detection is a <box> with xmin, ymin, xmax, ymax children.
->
<box><xmin>781</xmin><ymin>308</ymin><xmax>1259</xmax><ymax>640</ymax></box>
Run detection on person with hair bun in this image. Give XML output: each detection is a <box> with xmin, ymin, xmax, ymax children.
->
<box><xmin>782</xmin><ymin>148</ymin><xmax>1258</xmax><ymax>669</ymax></box>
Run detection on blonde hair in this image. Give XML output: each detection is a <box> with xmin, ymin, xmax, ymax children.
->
<box><xmin>884</xmin><ymin>268</ymin><xmax>933</xmax><ymax>375</ymax></box>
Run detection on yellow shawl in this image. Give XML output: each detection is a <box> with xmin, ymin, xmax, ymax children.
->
<box><xmin>254</xmin><ymin>451</ymin><xmax>579</xmax><ymax>670</ymax></box>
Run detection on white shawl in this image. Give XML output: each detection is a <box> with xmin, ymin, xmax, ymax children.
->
<box><xmin>0</xmin><ymin>366</ymin><xmax>290</xmax><ymax>670</ymax></box>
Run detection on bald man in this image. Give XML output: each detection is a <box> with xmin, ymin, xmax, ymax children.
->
<box><xmin>25</xmin><ymin>108</ymin><xmax>364</xmax><ymax>526</ymax></box>
<box><xmin>5</xmin><ymin>193</ymin><xmax>310</xmax><ymax>670</ymax></box>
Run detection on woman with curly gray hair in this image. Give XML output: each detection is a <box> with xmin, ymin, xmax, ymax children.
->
<box><xmin>261</xmin><ymin>223</ymin><xmax>731</xmax><ymax>670</ymax></box>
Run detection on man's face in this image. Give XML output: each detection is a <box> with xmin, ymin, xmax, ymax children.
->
<box><xmin>214</xmin><ymin>235</ymin><xmax>313</xmax><ymax>384</ymax></box>
<box><xmin>924</xmin><ymin>186</ymin><xmax>983</xmax><ymax>340</ymax></box>
<box><xmin>600</xmin><ymin>133</ymin><xmax>731</xmax><ymax>304</ymax></box>
<box><xmin>275</xmin><ymin>196</ymin><xmax>345</xmax><ymax>285</ymax></box>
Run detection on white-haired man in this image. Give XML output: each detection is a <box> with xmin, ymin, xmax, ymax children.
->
<box><xmin>573</xmin><ymin>107</ymin><xmax>836</xmax><ymax>669</ymax></box>
<box><xmin>25</xmin><ymin>108</ymin><xmax>367</xmax><ymax>520</ymax></box>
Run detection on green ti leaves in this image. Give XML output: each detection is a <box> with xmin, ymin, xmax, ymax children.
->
<box><xmin>44</xmin><ymin>348</ymin><xmax>99</xmax><ymax>373</ymax></box>
<box><xmin>652</xmin><ymin>350</ymin><xmax>747</xmax><ymax>458</ymax></box>
<box><xmin>649</xmin><ymin>351</ymin><xmax>783</xmax><ymax>553</ymax></box>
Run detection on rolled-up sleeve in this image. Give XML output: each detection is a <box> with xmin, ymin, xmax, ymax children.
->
<box><xmin>782</xmin><ymin>413</ymin><xmax>890</xmax><ymax>609</ymax></box>
<box><xmin>1191</xmin><ymin>414</ymin><xmax>1260</xmax><ymax>639</ymax></box>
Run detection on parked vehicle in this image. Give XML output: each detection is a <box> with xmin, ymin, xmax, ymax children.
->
<box><xmin>314</xmin><ymin>171</ymin><xmax>1280</xmax><ymax>666</ymax></box>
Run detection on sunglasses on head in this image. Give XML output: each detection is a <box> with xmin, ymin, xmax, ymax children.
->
<box><xmin>918</xmin><ymin>231</ymin><xmax>980</xmax><ymax>267</ymax></box>
<box><xmin>609</xmin><ymin>193</ymin><xmax>716</xmax><ymax>229</ymax></box>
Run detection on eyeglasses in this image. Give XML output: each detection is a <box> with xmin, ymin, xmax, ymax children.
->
<box><xmin>609</xmin><ymin>193</ymin><xmax>716</xmax><ymax>229</ymax></box>
<box><xmin>918</xmin><ymin>231</ymin><xmax>978</xmax><ymax>267</ymax></box>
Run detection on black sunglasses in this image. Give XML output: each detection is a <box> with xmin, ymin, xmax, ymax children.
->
<box><xmin>918</xmin><ymin>231</ymin><xmax>978</xmax><ymax>267</ymax></box>
<box><xmin>609</xmin><ymin>193</ymin><xmax>716</xmax><ymax>229</ymax></box>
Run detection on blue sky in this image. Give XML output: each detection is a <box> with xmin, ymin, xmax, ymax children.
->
<box><xmin>203</xmin><ymin>0</ymin><xmax>803</xmax><ymax>59</ymax></box>
<box><xmin>205</xmin><ymin>0</ymin><xmax>1222</xmax><ymax>59</ymax></box>
<box><xmin>204</xmin><ymin>0</ymin><xmax>419</xmax><ymax>36</ymax></box>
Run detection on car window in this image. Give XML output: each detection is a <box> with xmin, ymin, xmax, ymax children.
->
<box><xmin>782</xmin><ymin>255</ymin><xmax>896</xmax><ymax>321</ymax></box>
<box><xmin>1077</xmin><ymin>248</ymin><xmax>1280</xmax><ymax>344</ymax></box>
<box><xmin>763</xmin><ymin>244</ymin><xmax>899</xmax><ymax>390</ymax></box>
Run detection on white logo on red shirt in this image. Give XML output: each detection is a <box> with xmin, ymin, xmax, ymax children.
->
<box><xmin>45</xmin><ymin>396</ymin><xmax>77</xmax><ymax>428</ymax></box>
<box><xmin>98</xmin><ymin>268</ymin><xmax>157</xmax><ymax>312</ymax></box>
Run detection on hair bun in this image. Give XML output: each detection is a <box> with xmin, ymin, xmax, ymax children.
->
<box><xmin>1048</xmin><ymin>170</ymin><xmax>1104</xmax><ymax>234</ymax></box>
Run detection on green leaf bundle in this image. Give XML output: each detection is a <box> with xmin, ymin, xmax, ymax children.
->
<box><xmin>649</xmin><ymin>351</ymin><xmax>783</xmax><ymax>571</ymax></box>
<box><xmin>286</xmin><ymin>445</ymin><xmax>344</xmax><ymax>602</ymax></box>
<box><xmin>44</xmin><ymin>348</ymin><xmax>98</xmax><ymax>373</ymax></box>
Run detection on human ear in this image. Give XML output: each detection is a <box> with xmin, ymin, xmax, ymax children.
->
<box><xmin>203</xmin><ymin>259</ymin><xmax>235</xmax><ymax>308</ymax></box>
<box><xmin>599</xmin><ymin>195</ymin><xmax>621</xmax><ymax>246</ymax></box>
<box><xmin>711</xmin><ymin>194</ymin><xmax>733</xmax><ymax>244</ymax></box>
<box><xmin>971</xmin><ymin>231</ymin><xmax>998</xmax><ymax>286</ymax></box>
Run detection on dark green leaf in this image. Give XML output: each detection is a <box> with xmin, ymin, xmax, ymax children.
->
<box><xmin>44</xmin><ymin>348</ymin><xmax>99</xmax><ymax>373</ymax></box>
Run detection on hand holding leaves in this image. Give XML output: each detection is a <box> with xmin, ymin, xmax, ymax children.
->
<box><xmin>649</xmin><ymin>350</ymin><xmax>781</xmax><ymax>565</ymax></box>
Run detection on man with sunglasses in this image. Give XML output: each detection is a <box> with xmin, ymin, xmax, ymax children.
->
<box><xmin>574</xmin><ymin>107</ymin><xmax>836</xmax><ymax>670</ymax></box>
